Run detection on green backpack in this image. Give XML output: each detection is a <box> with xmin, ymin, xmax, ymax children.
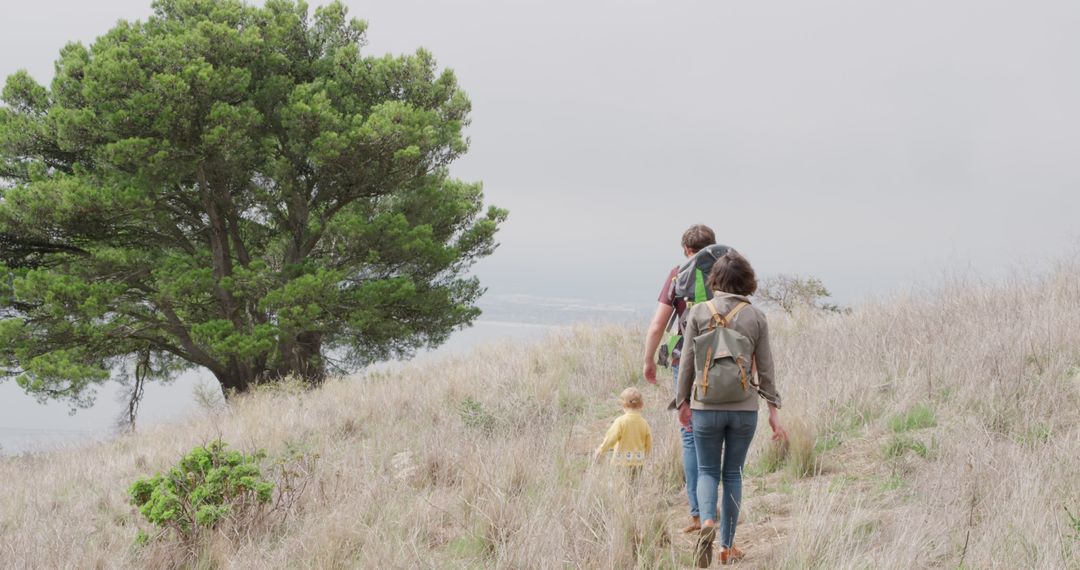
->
<box><xmin>690</xmin><ymin>299</ymin><xmax>757</xmax><ymax>405</ymax></box>
<box><xmin>657</xmin><ymin>244</ymin><xmax>732</xmax><ymax>367</ymax></box>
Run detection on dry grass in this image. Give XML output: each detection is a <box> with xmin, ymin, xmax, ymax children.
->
<box><xmin>3</xmin><ymin>261</ymin><xmax>1080</xmax><ymax>569</ymax></box>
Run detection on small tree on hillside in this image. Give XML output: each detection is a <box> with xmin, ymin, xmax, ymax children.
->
<box><xmin>757</xmin><ymin>274</ymin><xmax>846</xmax><ymax>314</ymax></box>
<box><xmin>0</xmin><ymin>0</ymin><xmax>506</xmax><ymax>408</ymax></box>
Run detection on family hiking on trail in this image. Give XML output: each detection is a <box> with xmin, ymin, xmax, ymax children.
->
<box><xmin>595</xmin><ymin>224</ymin><xmax>787</xmax><ymax>567</ymax></box>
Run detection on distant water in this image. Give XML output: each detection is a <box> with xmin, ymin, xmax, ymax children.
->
<box><xmin>0</xmin><ymin>293</ymin><xmax>651</xmax><ymax>455</ymax></box>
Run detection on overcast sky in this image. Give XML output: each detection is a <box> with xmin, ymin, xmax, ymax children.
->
<box><xmin>3</xmin><ymin>0</ymin><xmax>1079</xmax><ymax>306</ymax></box>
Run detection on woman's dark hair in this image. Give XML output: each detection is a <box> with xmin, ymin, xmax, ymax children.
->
<box><xmin>708</xmin><ymin>251</ymin><xmax>757</xmax><ymax>296</ymax></box>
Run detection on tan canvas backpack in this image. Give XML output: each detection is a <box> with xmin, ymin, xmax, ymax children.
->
<box><xmin>690</xmin><ymin>300</ymin><xmax>758</xmax><ymax>405</ymax></box>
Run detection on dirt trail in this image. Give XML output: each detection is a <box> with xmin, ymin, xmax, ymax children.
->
<box><xmin>573</xmin><ymin>408</ymin><xmax>897</xmax><ymax>568</ymax></box>
<box><xmin>667</xmin><ymin>465</ymin><xmax>797</xmax><ymax>568</ymax></box>
<box><xmin>666</xmin><ymin>428</ymin><xmax>897</xmax><ymax>568</ymax></box>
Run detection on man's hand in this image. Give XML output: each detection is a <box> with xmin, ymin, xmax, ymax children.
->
<box><xmin>643</xmin><ymin>302</ymin><xmax>674</xmax><ymax>386</ymax></box>
<box><xmin>643</xmin><ymin>360</ymin><xmax>658</xmax><ymax>384</ymax></box>
<box><xmin>678</xmin><ymin>401</ymin><xmax>692</xmax><ymax>432</ymax></box>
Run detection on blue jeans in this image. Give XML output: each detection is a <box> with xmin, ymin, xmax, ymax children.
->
<box><xmin>672</xmin><ymin>366</ymin><xmax>698</xmax><ymax>518</ymax></box>
<box><xmin>692</xmin><ymin>409</ymin><xmax>758</xmax><ymax>548</ymax></box>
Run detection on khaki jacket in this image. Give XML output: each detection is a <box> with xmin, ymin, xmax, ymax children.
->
<box><xmin>674</xmin><ymin>292</ymin><xmax>781</xmax><ymax>412</ymax></box>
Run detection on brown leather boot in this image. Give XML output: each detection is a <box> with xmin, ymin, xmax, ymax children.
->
<box><xmin>681</xmin><ymin>516</ymin><xmax>701</xmax><ymax>533</ymax></box>
<box><xmin>719</xmin><ymin>545</ymin><xmax>745</xmax><ymax>565</ymax></box>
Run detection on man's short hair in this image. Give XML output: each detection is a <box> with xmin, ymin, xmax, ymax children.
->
<box><xmin>681</xmin><ymin>224</ymin><xmax>716</xmax><ymax>253</ymax></box>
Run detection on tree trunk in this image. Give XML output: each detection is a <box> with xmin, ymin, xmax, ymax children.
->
<box><xmin>215</xmin><ymin>366</ymin><xmax>252</xmax><ymax>398</ymax></box>
<box><xmin>213</xmin><ymin>330</ymin><xmax>326</xmax><ymax>397</ymax></box>
<box><xmin>293</xmin><ymin>331</ymin><xmax>326</xmax><ymax>386</ymax></box>
<box><xmin>269</xmin><ymin>331</ymin><xmax>326</xmax><ymax>388</ymax></box>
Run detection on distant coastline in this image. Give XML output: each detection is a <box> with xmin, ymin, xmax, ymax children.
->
<box><xmin>0</xmin><ymin>294</ymin><xmax>652</xmax><ymax>456</ymax></box>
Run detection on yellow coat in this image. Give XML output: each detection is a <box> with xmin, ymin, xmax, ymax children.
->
<box><xmin>596</xmin><ymin>410</ymin><xmax>652</xmax><ymax>466</ymax></box>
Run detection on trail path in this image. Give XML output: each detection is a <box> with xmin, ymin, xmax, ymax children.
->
<box><xmin>666</xmin><ymin>456</ymin><xmax>797</xmax><ymax>568</ymax></box>
<box><xmin>572</xmin><ymin>408</ymin><xmax>901</xmax><ymax>568</ymax></box>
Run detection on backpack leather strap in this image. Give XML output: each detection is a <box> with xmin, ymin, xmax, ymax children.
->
<box><xmin>706</xmin><ymin>299</ymin><xmax>749</xmax><ymax>329</ymax></box>
<box><xmin>701</xmin><ymin>345</ymin><xmax>713</xmax><ymax>396</ymax></box>
<box><xmin>736</xmin><ymin>355</ymin><xmax>749</xmax><ymax>391</ymax></box>
<box><xmin>705</xmin><ymin>300</ymin><xmax>724</xmax><ymax>329</ymax></box>
<box><xmin>725</xmin><ymin>301</ymin><xmax>749</xmax><ymax>325</ymax></box>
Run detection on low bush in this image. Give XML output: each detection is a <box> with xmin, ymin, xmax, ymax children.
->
<box><xmin>458</xmin><ymin>397</ymin><xmax>499</xmax><ymax>434</ymax></box>
<box><xmin>129</xmin><ymin>440</ymin><xmax>274</xmax><ymax>543</ymax></box>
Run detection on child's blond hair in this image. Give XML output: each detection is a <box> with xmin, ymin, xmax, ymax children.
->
<box><xmin>618</xmin><ymin>387</ymin><xmax>644</xmax><ymax>410</ymax></box>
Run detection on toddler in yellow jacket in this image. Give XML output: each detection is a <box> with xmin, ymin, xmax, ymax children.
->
<box><xmin>594</xmin><ymin>387</ymin><xmax>652</xmax><ymax>467</ymax></box>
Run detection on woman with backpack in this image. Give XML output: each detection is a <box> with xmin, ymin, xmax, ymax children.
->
<box><xmin>674</xmin><ymin>250</ymin><xmax>787</xmax><ymax>567</ymax></box>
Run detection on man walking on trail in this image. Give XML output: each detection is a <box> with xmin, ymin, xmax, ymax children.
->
<box><xmin>643</xmin><ymin>224</ymin><xmax>717</xmax><ymax>534</ymax></box>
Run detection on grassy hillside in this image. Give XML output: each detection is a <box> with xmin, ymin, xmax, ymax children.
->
<box><xmin>3</xmin><ymin>262</ymin><xmax>1080</xmax><ymax>569</ymax></box>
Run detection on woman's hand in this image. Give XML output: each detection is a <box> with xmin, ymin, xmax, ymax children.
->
<box><xmin>678</xmin><ymin>401</ymin><xmax>692</xmax><ymax>432</ymax></box>
<box><xmin>768</xmin><ymin>406</ymin><xmax>787</xmax><ymax>441</ymax></box>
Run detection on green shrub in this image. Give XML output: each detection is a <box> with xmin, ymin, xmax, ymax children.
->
<box><xmin>889</xmin><ymin>403</ymin><xmax>937</xmax><ymax>433</ymax></box>
<box><xmin>129</xmin><ymin>440</ymin><xmax>274</xmax><ymax>542</ymax></box>
<box><xmin>133</xmin><ymin>529</ymin><xmax>150</xmax><ymax>547</ymax></box>
<box><xmin>458</xmin><ymin>397</ymin><xmax>498</xmax><ymax>434</ymax></box>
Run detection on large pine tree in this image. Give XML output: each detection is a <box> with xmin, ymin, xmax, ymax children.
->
<box><xmin>0</xmin><ymin>0</ymin><xmax>506</xmax><ymax>406</ymax></box>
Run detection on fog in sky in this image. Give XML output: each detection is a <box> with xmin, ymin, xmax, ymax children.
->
<box><xmin>4</xmin><ymin>0</ymin><xmax>1079</xmax><ymax>306</ymax></box>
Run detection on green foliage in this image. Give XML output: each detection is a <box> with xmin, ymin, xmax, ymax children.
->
<box><xmin>0</xmin><ymin>0</ymin><xmax>506</xmax><ymax>407</ymax></box>
<box><xmin>882</xmin><ymin>435</ymin><xmax>929</xmax><ymax>459</ymax></box>
<box><xmin>458</xmin><ymin>397</ymin><xmax>497</xmax><ymax>434</ymax></box>
<box><xmin>1015</xmin><ymin>424</ymin><xmax>1052</xmax><ymax>447</ymax></box>
<box><xmin>128</xmin><ymin>440</ymin><xmax>273</xmax><ymax>541</ymax></box>
<box><xmin>133</xmin><ymin>529</ymin><xmax>150</xmax><ymax>547</ymax></box>
<box><xmin>889</xmin><ymin>403</ymin><xmax>937</xmax><ymax>433</ymax></box>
